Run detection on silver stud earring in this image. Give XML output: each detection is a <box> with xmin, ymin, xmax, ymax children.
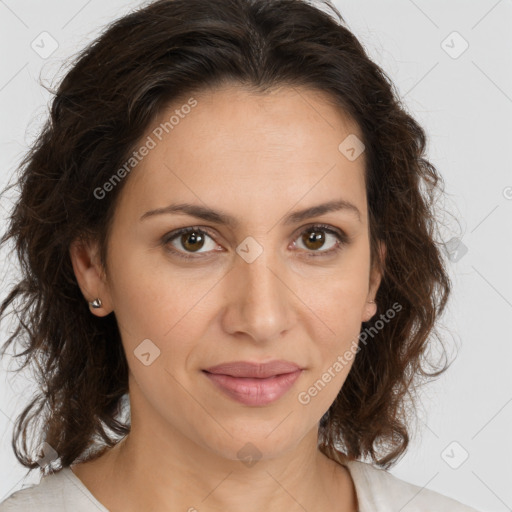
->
<box><xmin>89</xmin><ymin>298</ymin><xmax>102</xmax><ymax>309</ymax></box>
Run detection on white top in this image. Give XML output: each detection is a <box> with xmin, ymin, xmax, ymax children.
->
<box><xmin>0</xmin><ymin>460</ymin><xmax>481</xmax><ymax>511</ymax></box>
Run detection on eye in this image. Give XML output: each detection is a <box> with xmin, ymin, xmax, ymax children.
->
<box><xmin>161</xmin><ymin>224</ymin><xmax>349</xmax><ymax>260</ymax></box>
<box><xmin>162</xmin><ymin>227</ymin><xmax>219</xmax><ymax>259</ymax></box>
<box><xmin>292</xmin><ymin>224</ymin><xmax>348</xmax><ymax>258</ymax></box>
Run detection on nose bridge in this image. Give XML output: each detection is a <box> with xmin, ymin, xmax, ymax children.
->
<box><xmin>224</xmin><ymin>240</ymin><xmax>293</xmax><ymax>342</ymax></box>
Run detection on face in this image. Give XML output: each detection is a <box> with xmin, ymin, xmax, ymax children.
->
<box><xmin>72</xmin><ymin>84</ymin><xmax>383</xmax><ymax>463</ymax></box>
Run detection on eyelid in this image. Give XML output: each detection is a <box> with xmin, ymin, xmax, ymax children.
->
<box><xmin>162</xmin><ymin>223</ymin><xmax>349</xmax><ymax>260</ymax></box>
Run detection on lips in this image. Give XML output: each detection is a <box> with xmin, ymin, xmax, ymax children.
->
<box><xmin>203</xmin><ymin>360</ymin><xmax>302</xmax><ymax>378</ymax></box>
<box><xmin>202</xmin><ymin>360</ymin><xmax>304</xmax><ymax>406</ymax></box>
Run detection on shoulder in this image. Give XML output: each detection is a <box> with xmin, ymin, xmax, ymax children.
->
<box><xmin>0</xmin><ymin>467</ymin><xmax>108</xmax><ymax>512</ymax></box>
<box><xmin>344</xmin><ymin>459</ymin><xmax>481</xmax><ymax>512</ymax></box>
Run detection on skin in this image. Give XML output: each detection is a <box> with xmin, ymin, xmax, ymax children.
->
<box><xmin>69</xmin><ymin>84</ymin><xmax>385</xmax><ymax>512</ymax></box>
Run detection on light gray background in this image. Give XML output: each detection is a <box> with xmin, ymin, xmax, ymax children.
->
<box><xmin>0</xmin><ymin>1</ymin><xmax>511</xmax><ymax>510</ymax></box>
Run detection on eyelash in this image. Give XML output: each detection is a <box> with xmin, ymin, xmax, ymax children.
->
<box><xmin>161</xmin><ymin>223</ymin><xmax>349</xmax><ymax>261</ymax></box>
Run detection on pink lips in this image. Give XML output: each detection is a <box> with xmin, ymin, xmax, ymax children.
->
<box><xmin>203</xmin><ymin>360</ymin><xmax>303</xmax><ymax>406</ymax></box>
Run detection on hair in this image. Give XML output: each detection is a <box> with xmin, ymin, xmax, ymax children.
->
<box><xmin>0</xmin><ymin>0</ymin><xmax>454</xmax><ymax>477</ymax></box>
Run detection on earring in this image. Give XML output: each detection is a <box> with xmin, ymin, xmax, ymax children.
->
<box><xmin>89</xmin><ymin>298</ymin><xmax>102</xmax><ymax>309</ymax></box>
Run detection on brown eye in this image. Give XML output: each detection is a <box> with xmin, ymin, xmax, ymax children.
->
<box><xmin>180</xmin><ymin>230</ymin><xmax>206</xmax><ymax>252</ymax></box>
<box><xmin>162</xmin><ymin>223</ymin><xmax>348</xmax><ymax>261</ymax></box>
<box><xmin>294</xmin><ymin>225</ymin><xmax>346</xmax><ymax>257</ymax></box>
<box><xmin>302</xmin><ymin>228</ymin><xmax>327</xmax><ymax>251</ymax></box>
<box><xmin>163</xmin><ymin>227</ymin><xmax>218</xmax><ymax>259</ymax></box>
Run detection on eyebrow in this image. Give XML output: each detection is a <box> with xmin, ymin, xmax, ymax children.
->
<box><xmin>139</xmin><ymin>199</ymin><xmax>362</xmax><ymax>226</ymax></box>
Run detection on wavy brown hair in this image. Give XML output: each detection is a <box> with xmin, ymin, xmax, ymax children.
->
<box><xmin>0</xmin><ymin>0</ymin><xmax>453</xmax><ymax>477</ymax></box>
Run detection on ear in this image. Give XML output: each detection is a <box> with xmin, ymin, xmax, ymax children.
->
<box><xmin>362</xmin><ymin>240</ymin><xmax>386</xmax><ymax>322</ymax></box>
<box><xmin>69</xmin><ymin>237</ymin><xmax>113</xmax><ymax>317</ymax></box>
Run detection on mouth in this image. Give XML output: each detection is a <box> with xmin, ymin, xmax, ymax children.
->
<box><xmin>203</xmin><ymin>360</ymin><xmax>303</xmax><ymax>378</ymax></box>
<box><xmin>202</xmin><ymin>369</ymin><xmax>303</xmax><ymax>406</ymax></box>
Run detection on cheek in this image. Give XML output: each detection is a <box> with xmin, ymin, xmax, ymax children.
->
<box><xmin>296</xmin><ymin>293</ymin><xmax>363</xmax><ymax>413</ymax></box>
<box><xmin>104</xmin><ymin>243</ymin><xmax>178</xmax><ymax>350</ymax></box>
<box><xmin>297</xmin><ymin>262</ymin><xmax>368</xmax><ymax>385</ymax></box>
<box><xmin>298</xmin><ymin>264</ymin><xmax>369</xmax><ymax>337</ymax></box>
<box><xmin>108</xmin><ymin>248</ymin><xmax>220</xmax><ymax>376</ymax></box>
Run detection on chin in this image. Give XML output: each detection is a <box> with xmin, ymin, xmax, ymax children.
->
<box><xmin>201</xmin><ymin>425</ymin><xmax>305</xmax><ymax>463</ymax></box>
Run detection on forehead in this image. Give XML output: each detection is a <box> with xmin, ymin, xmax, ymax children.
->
<box><xmin>161</xmin><ymin>83</ymin><xmax>363</xmax><ymax>158</ymax></box>
<box><xmin>117</xmin><ymin>84</ymin><xmax>367</xmax><ymax>225</ymax></box>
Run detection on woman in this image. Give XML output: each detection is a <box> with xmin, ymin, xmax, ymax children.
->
<box><xmin>0</xmin><ymin>0</ymin><xmax>480</xmax><ymax>510</ymax></box>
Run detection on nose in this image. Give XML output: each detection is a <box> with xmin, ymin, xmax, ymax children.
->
<box><xmin>220</xmin><ymin>246</ymin><xmax>295</xmax><ymax>344</ymax></box>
